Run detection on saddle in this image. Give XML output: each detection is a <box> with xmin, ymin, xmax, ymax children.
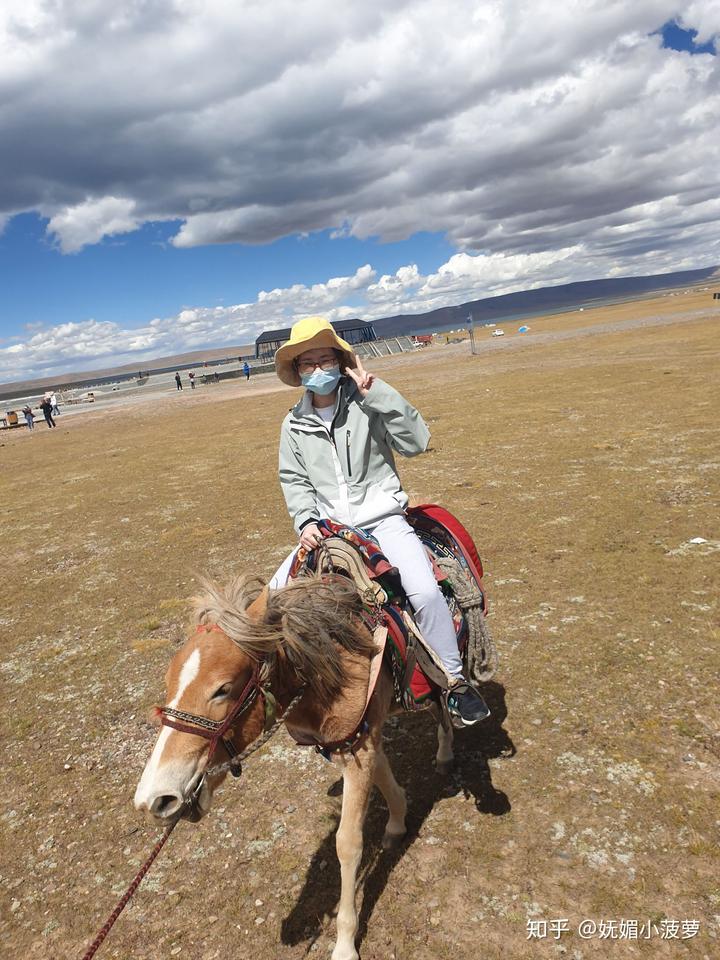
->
<box><xmin>289</xmin><ymin>507</ymin><xmax>497</xmax><ymax>722</ymax></box>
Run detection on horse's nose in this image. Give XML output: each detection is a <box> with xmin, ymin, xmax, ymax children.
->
<box><xmin>148</xmin><ymin>792</ymin><xmax>184</xmax><ymax>820</ymax></box>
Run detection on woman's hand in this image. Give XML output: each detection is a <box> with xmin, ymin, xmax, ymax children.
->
<box><xmin>299</xmin><ymin>522</ymin><xmax>323</xmax><ymax>551</ymax></box>
<box><xmin>345</xmin><ymin>360</ymin><xmax>375</xmax><ymax>398</ymax></box>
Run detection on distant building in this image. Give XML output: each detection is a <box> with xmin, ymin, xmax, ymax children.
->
<box><xmin>255</xmin><ymin>318</ymin><xmax>377</xmax><ymax>360</ymax></box>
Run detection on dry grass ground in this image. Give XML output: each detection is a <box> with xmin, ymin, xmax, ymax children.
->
<box><xmin>1</xmin><ymin>293</ymin><xmax>719</xmax><ymax>960</ymax></box>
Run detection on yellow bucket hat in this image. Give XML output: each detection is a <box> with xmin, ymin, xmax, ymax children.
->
<box><xmin>274</xmin><ymin>316</ymin><xmax>357</xmax><ymax>387</ymax></box>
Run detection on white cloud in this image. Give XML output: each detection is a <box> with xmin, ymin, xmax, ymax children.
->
<box><xmin>680</xmin><ymin>1</ymin><xmax>720</xmax><ymax>44</ymax></box>
<box><xmin>1</xmin><ymin>2</ymin><xmax>719</xmax><ymax>377</ymax></box>
<box><xmin>0</xmin><ymin>1</ymin><xmax>717</xmax><ymax>257</ymax></box>
<box><xmin>4</xmin><ymin>240</ymin><xmax>718</xmax><ymax>383</ymax></box>
<box><xmin>46</xmin><ymin>197</ymin><xmax>142</xmax><ymax>253</ymax></box>
<box><xmin>0</xmin><ymin>264</ymin><xmax>378</xmax><ymax>381</ymax></box>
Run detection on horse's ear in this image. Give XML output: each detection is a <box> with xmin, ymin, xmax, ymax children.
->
<box><xmin>192</xmin><ymin>574</ymin><xmax>267</xmax><ymax>625</ymax></box>
<box><xmin>237</xmin><ymin>575</ymin><xmax>266</xmax><ymax>611</ymax></box>
<box><xmin>263</xmin><ymin>596</ymin><xmax>282</xmax><ymax>626</ymax></box>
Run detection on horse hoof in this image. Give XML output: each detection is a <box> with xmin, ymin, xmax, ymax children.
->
<box><xmin>436</xmin><ymin>759</ymin><xmax>454</xmax><ymax>776</ymax></box>
<box><xmin>382</xmin><ymin>830</ymin><xmax>406</xmax><ymax>850</ymax></box>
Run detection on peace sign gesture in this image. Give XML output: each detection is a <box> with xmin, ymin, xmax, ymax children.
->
<box><xmin>345</xmin><ymin>359</ymin><xmax>375</xmax><ymax>398</ymax></box>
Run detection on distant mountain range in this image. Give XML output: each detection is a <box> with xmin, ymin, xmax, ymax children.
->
<box><xmin>371</xmin><ymin>265</ymin><xmax>720</xmax><ymax>337</ymax></box>
<box><xmin>2</xmin><ymin>265</ymin><xmax>718</xmax><ymax>397</ymax></box>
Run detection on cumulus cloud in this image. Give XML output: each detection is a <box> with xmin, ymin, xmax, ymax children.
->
<box><xmin>680</xmin><ymin>0</ymin><xmax>720</xmax><ymax>43</ymax></box>
<box><xmin>46</xmin><ymin>197</ymin><xmax>142</xmax><ymax>253</ymax></box>
<box><xmin>6</xmin><ymin>238</ymin><xmax>719</xmax><ymax>383</ymax></box>
<box><xmin>1</xmin><ymin>2</ymin><xmax>719</xmax><ymax>378</ymax></box>
<box><xmin>1</xmin><ymin>1</ymin><xmax>718</xmax><ymax>255</ymax></box>
<box><xmin>0</xmin><ymin>264</ymin><xmax>380</xmax><ymax>381</ymax></box>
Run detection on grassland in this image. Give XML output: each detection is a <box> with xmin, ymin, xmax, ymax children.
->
<box><xmin>1</xmin><ymin>291</ymin><xmax>719</xmax><ymax>959</ymax></box>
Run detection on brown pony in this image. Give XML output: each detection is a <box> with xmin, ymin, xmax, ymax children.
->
<box><xmin>134</xmin><ymin>572</ymin><xmax>455</xmax><ymax>960</ymax></box>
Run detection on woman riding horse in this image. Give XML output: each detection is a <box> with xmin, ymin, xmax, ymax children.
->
<box><xmin>270</xmin><ymin>315</ymin><xmax>489</xmax><ymax>727</ymax></box>
<box><xmin>134</xmin><ymin>317</ymin><xmax>492</xmax><ymax>958</ymax></box>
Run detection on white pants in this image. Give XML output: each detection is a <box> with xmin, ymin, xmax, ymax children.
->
<box><xmin>269</xmin><ymin>514</ymin><xmax>464</xmax><ymax>677</ymax></box>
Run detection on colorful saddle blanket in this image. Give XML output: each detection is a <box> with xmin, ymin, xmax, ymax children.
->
<box><xmin>290</xmin><ymin>508</ymin><xmax>493</xmax><ymax>709</ymax></box>
<box><xmin>287</xmin><ymin>519</ymin><xmax>401</xmax><ymax>598</ymax></box>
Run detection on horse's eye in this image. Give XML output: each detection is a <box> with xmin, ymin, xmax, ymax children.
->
<box><xmin>211</xmin><ymin>682</ymin><xmax>233</xmax><ymax>701</ymax></box>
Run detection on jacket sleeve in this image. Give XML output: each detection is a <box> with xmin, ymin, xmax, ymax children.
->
<box><xmin>278</xmin><ymin>418</ymin><xmax>319</xmax><ymax>534</ymax></box>
<box><xmin>358</xmin><ymin>378</ymin><xmax>430</xmax><ymax>457</ymax></box>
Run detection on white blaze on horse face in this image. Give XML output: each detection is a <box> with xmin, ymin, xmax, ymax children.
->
<box><xmin>134</xmin><ymin>647</ymin><xmax>202</xmax><ymax>813</ymax></box>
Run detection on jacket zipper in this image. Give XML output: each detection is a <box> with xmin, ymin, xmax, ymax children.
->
<box><xmin>345</xmin><ymin>430</ymin><xmax>352</xmax><ymax>477</ymax></box>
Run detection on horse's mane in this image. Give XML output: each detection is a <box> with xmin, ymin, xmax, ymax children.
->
<box><xmin>192</xmin><ymin>573</ymin><xmax>377</xmax><ymax>706</ymax></box>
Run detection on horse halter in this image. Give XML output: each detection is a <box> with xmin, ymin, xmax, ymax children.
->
<box><xmin>157</xmin><ymin>626</ymin><xmax>277</xmax><ymax>781</ymax></box>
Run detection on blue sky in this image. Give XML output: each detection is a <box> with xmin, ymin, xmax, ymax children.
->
<box><xmin>1</xmin><ymin>214</ymin><xmax>453</xmax><ymax>331</ymax></box>
<box><xmin>0</xmin><ymin>3</ymin><xmax>718</xmax><ymax>383</ymax></box>
<box><xmin>660</xmin><ymin>19</ymin><xmax>718</xmax><ymax>53</ymax></box>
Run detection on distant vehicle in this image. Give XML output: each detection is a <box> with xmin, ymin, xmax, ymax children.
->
<box><xmin>491</xmin><ymin>329</ymin><xmax>505</xmax><ymax>337</ymax></box>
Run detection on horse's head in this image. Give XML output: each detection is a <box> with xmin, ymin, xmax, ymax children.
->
<box><xmin>134</xmin><ymin>571</ymin><xmax>375</xmax><ymax>825</ymax></box>
<box><xmin>134</xmin><ymin>622</ymin><xmax>267</xmax><ymax>824</ymax></box>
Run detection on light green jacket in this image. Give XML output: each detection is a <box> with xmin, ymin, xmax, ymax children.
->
<box><xmin>278</xmin><ymin>377</ymin><xmax>430</xmax><ymax>533</ymax></box>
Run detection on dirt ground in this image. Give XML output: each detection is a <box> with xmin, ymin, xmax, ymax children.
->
<box><xmin>1</xmin><ymin>288</ymin><xmax>719</xmax><ymax>960</ymax></box>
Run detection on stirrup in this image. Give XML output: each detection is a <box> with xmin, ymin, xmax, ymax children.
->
<box><xmin>444</xmin><ymin>680</ymin><xmax>491</xmax><ymax>729</ymax></box>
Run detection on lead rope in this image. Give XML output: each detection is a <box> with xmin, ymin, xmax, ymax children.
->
<box><xmin>80</xmin><ymin>823</ymin><xmax>177</xmax><ymax>960</ymax></box>
<box><xmin>79</xmin><ymin>687</ymin><xmax>305</xmax><ymax>960</ymax></box>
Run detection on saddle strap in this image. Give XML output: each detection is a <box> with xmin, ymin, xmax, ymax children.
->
<box><xmin>400</xmin><ymin>610</ymin><xmax>457</xmax><ymax>690</ymax></box>
<box><xmin>400</xmin><ymin>641</ymin><xmax>417</xmax><ymax>697</ymax></box>
<box><xmin>286</xmin><ymin>624</ymin><xmax>388</xmax><ymax>754</ymax></box>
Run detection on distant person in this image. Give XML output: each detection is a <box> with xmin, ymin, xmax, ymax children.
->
<box><xmin>214</xmin><ymin>370</ymin><xmax>220</xmax><ymax>383</ymax></box>
<box><xmin>243</xmin><ymin>361</ymin><xmax>251</xmax><ymax>381</ymax></box>
<box><xmin>39</xmin><ymin>396</ymin><xmax>56</xmax><ymax>428</ymax></box>
<box><xmin>22</xmin><ymin>405</ymin><xmax>35</xmax><ymax>431</ymax></box>
<box><xmin>188</xmin><ymin>371</ymin><xmax>196</xmax><ymax>389</ymax></box>
<box><xmin>50</xmin><ymin>391</ymin><xmax>60</xmax><ymax>415</ymax></box>
<box><xmin>175</xmin><ymin>372</ymin><xmax>183</xmax><ymax>391</ymax></box>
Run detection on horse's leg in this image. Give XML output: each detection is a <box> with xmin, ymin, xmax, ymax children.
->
<box><xmin>373</xmin><ymin>744</ymin><xmax>407</xmax><ymax>849</ymax></box>
<box><xmin>436</xmin><ymin>719</ymin><xmax>455</xmax><ymax>774</ymax></box>
<box><xmin>332</xmin><ymin>747</ymin><xmax>375</xmax><ymax>960</ymax></box>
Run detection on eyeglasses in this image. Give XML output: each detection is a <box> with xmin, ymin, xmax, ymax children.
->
<box><xmin>296</xmin><ymin>357</ymin><xmax>339</xmax><ymax>374</ymax></box>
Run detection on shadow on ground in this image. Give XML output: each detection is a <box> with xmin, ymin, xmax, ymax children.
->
<box><xmin>281</xmin><ymin>682</ymin><xmax>514</xmax><ymax>952</ymax></box>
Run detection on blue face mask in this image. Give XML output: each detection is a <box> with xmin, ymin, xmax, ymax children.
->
<box><xmin>300</xmin><ymin>364</ymin><xmax>341</xmax><ymax>395</ymax></box>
